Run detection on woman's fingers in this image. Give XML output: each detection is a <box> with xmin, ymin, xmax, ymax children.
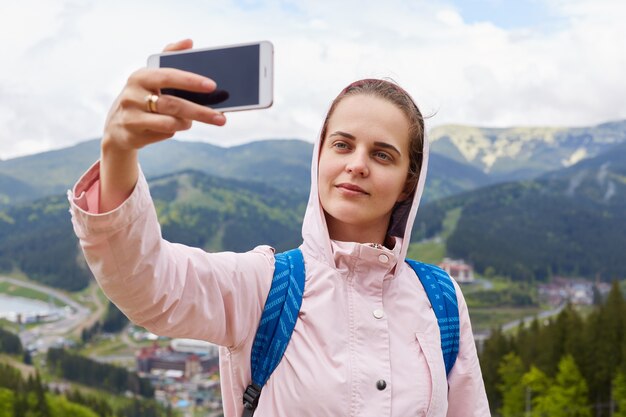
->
<box><xmin>102</xmin><ymin>39</ymin><xmax>228</xmax><ymax>154</ymax></box>
<box><xmin>108</xmin><ymin>112</ymin><xmax>191</xmax><ymax>150</ymax></box>
<box><xmin>128</xmin><ymin>112</ymin><xmax>193</xmax><ymax>135</ymax></box>
<box><xmin>163</xmin><ymin>39</ymin><xmax>193</xmax><ymax>53</ymax></box>
<box><xmin>131</xmin><ymin>67</ymin><xmax>216</xmax><ymax>94</ymax></box>
<box><xmin>148</xmin><ymin>94</ymin><xmax>226</xmax><ymax>126</ymax></box>
<box><xmin>122</xmin><ymin>68</ymin><xmax>226</xmax><ymax>126</ymax></box>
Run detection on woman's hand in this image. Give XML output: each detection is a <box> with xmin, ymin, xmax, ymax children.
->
<box><xmin>99</xmin><ymin>39</ymin><xmax>225</xmax><ymax>212</ymax></box>
<box><xmin>103</xmin><ymin>39</ymin><xmax>226</xmax><ymax>152</ymax></box>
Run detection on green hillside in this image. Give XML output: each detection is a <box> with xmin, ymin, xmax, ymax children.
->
<box><xmin>416</xmin><ymin>142</ymin><xmax>626</xmax><ymax>281</ymax></box>
<box><xmin>0</xmin><ymin>194</ymin><xmax>91</xmax><ymax>291</ymax></box>
<box><xmin>150</xmin><ymin>169</ymin><xmax>305</xmax><ymax>253</ymax></box>
<box><xmin>0</xmin><ymin>170</ymin><xmax>305</xmax><ymax>291</ymax></box>
<box><xmin>0</xmin><ymin>173</ymin><xmax>38</xmax><ymax>206</ymax></box>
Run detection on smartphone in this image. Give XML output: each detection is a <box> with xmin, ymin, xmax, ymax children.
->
<box><xmin>147</xmin><ymin>41</ymin><xmax>273</xmax><ymax>112</ymax></box>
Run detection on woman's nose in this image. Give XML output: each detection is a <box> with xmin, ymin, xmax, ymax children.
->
<box><xmin>345</xmin><ymin>151</ymin><xmax>369</xmax><ymax>177</ymax></box>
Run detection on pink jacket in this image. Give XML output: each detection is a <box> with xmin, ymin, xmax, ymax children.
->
<box><xmin>69</xmin><ymin>135</ymin><xmax>490</xmax><ymax>417</ymax></box>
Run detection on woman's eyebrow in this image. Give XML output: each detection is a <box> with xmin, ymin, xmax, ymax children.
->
<box><xmin>329</xmin><ymin>131</ymin><xmax>356</xmax><ymax>140</ymax></box>
<box><xmin>329</xmin><ymin>131</ymin><xmax>402</xmax><ymax>156</ymax></box>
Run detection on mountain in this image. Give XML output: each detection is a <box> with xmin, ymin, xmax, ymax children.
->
<box><xmin>429</xmin><ymin>119</ymin><xmax>626</xmax><ymax>182</ymax></box>
<box><xmin>414</xmin><ymin>141</ymin><xmax>626</xmax><ymax>281</ymax></box>
<box><xmin>0</xmin><ymin>172</ymin><xmax>38</xmax><ymax>205</ymax></box>
<box><xmin>2</xmin><ymin>119</ymin><xmax>625</xmax><ymax>207</ymax></box>
<box><xmin>0</xmin><ymin>138</ymin><xmax>312</xmax><ymax>206</ymax></box>
<box><xmin>138</xmin><ymin>139</ymin><xmax>312</xmax><ymax>194</ymax></box>
<box><xmin>541</xmin><ymin>140</ymin><xmax>626</xmax><ymax>184</ymax></box>
<box><xmin>2</xmin><ymin>139</ymin><xmax>624</xmax><ymax>291</ymax></box>
<box><xmin>0</xmin><ymin>169</ymin><xmax>305</xmax><ymax>291</ymax></box>
<box><xmin>0</xmin><ymin>137</ymin><xmax>491</xmax><ymax>207</ymax></box>
<box><xmin>424</xmin><ymin>153</ymin><xmax>491</xmax><ymax>200</ymax></box>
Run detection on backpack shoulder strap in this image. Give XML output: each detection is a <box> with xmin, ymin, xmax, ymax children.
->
<box><xmin>405</xmin><ymin>259</ymin><xmax>460</xmax><ymax>376</ymax></box>
<box><xmin>243</xmin><ymin>248</ymin><xmax>305</xmax><ymax>417</ymax></box>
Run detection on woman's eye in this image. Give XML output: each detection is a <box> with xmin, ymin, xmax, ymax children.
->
<box><xmin>374</xmin><ymin>151</ymin><xmax>392</xmax><ymax>161</ymax></box>
<box><xmin>333</xmin><ymin>142</ymin><xmax>349</xmax><ymax>150</ymax></box>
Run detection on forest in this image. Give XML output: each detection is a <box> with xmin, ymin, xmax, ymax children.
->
<box><xmin>480</xmin><ymin>281</ymin><xmax>626</xmax><ymax>416</ymax></box>
<box><xmin>46</xmin><ymin>348</ymin><xmax>153</xmax><ymax>398</ymax></box>
<box><xmin>0</xmin><ymin>361</ymin><xmax>174</xmax><ymax>417</ymax></box>
<box><xmin>413</xmin><ymin>173</ymin><xmax>625</xmax><ymax>282</ymax></box>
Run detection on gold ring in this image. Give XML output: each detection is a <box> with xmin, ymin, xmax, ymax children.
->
<box><xmin>145</xmin><ymin>93</ymin><xmax>160</xmax><ymax>113</ymax></box>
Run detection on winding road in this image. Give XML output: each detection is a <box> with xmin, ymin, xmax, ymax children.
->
<box><xmin>473</xmin><ymin>301</ymin><xmax>567</xmax><ymax>352</ymax></box>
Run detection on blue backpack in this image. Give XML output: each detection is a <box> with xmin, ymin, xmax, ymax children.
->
<box><xmin>242</xmin><ymin>248</ymin><xmax>460</xmax><ymax>416</ymax></box>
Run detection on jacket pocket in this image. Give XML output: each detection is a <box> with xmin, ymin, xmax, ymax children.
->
<box><xmin>415</xmin><ymin>332</ymin><xmax>448</xmax><ymax>417</ymax></box>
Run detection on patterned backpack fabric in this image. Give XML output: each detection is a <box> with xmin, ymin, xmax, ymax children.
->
<box><xmin>242</xmin><ymin>249</ymin><xmax>460</xmax><ymax>416</ymax></box>
<box><xmin>405</xmin><ymin>259</ymin><xmax>460</xmax><ymax>375</ymax></box>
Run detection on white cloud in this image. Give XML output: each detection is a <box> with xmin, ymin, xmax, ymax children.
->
<box><xmin>0</xmin><ymin>0</ymin><xmax>625</xmax><ymax>159</ymax></box>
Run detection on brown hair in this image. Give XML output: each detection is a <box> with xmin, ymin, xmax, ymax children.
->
<box><xmin>319</xmin><ymin>79</ymin><xmax>424</xmax><ymax>195</ymax></box>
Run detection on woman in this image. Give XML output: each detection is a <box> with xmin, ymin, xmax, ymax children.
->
<box><xmin>69</xmin><ymin>39</ymin><xmax>490</xmax><ymax>416</ymax></box>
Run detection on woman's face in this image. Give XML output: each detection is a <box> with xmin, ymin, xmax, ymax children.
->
<box><xmin>318</xmin><ymin>94</ymin><xmax>411</xmax><ymax>243</ymax></box>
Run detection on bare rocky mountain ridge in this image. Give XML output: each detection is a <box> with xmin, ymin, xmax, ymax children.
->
<box><xmin>429</xmin><ymin>119</ymin><xmax>626</xmax><ymax>182</ymax></box>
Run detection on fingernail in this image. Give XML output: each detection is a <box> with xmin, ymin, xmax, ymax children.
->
<box><xmin>212</xmin><ymin>114</ymin><xmax>225</xmax><ymax>124</ymax></box>
<box><xmin>203</xmin><ymin>79</ymin><xmax>216</xmax><ymax>90</ymax></box>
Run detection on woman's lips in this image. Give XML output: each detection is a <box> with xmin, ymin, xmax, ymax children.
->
<box><xmin>336</xmin><ymin>183</ymin><xmax>369</xmax><ymax>195</ymax></box>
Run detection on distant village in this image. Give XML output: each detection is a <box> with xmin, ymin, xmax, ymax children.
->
<box><xmin>133</xmin><ymin>334</ymin><xmax>223</xmax><ymax>415</ymax></box>
<box><xmin>537</xmin><ymin>276</ymin><xmax>612</xmax><ymax>306</ymax></box>
<box><xmin>438</xmin><ymin>258</ymin><xmax>612</xmax><ymax>307</ymax></box>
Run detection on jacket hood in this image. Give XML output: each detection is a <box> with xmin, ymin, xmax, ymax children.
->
<box><xmin>301</xmin><ymin>110</ymin><xmax>430</xmax><ymax>272</ymax></box>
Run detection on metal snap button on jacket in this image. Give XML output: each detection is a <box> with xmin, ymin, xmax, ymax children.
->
<box><xmin>376</xmin><ymin>380</ymin><xmax>387</xmax><ymax>390</ymax></box>
<box><xmin>373</xmin><ymin>309</ymin><xmax>384</xmax><ymax>319</ymax></box>
<box><xmin>378</xmin><ymin>254</ymin><xmax>389</xmax><ymax>263</ymax></box>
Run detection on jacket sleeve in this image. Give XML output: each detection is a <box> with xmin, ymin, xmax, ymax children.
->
<box><xmin>446</xmin><ymin>281</ymin><xmax>492</xmax><ymax>417</ymax></box>
<box><xmin>68</xmin><ymin>161</ymin><xmax>275</xmax><ymax>349</ymax></box>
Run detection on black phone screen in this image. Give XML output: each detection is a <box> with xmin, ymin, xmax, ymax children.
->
<box><xmin>160</xmin><ymin>44</ymin><xmax>260</xmax><ymax>109</ymax></box>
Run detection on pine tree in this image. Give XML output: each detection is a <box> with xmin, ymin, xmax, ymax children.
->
<box><xmin>480</xmin><ymin>327</ymin><xmax>510</xmax><ymax>411</ymax></box>
<box><xmin>498</xmin><ymin>352</ymin><xmax>526</xmax><ymax>417</ymax></box>
<box><xmin>34</xmin><ymin>372</ymin><xmax>51</xmax><ymax>417</ymax></box>
<box><xmin>0</xmin><ymin>388</ymin><xmax>15</xmax><ymax>417</ymax></box>
<box><xmin>521</xmin><ymin>365</ymin><xmax>550</xmax><ymax>416</ymax></box>
<box><xmin>527</xmin><ymin>355</ymin><xmax>591</xmax><ymax>417</ymax></box>
<box><xmin>24</xmin><ymin>372</ymin><xmax>51</xmax><ymax>417</ymax></box>
<box><xmin>615</xmin><ymin>371</ymin><xmax>626</xmax><ymax>417</ymax></box>
<box><xmin>557</xmin><ymin>303</ymin><xmax>586</xmax><ymax>366</ymax></box>
<box><xmin>515</xmin><ymin>317</ymin><xmax>542</xmax><ymax>371</ymax></box>
<box><xmin>583</xmin><ymin>281</ymin><xmax>625</xmax><ymax>411</ymax></box>
<box><xmin>554</xmin><ymin>355</ymin><xmax>591</xmax><ymax>417</ymax></box>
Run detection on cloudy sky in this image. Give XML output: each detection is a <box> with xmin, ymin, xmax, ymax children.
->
<box><xmin>1</xmin><ymin>0</ymin><xmax>625</xmax><ymax>159</ymax></box>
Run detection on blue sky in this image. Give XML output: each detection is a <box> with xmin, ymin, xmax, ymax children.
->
<box><xmin>0</xmin><ymin>0</ymin><xmax>625</xmax><ymax>159</ymax></box>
